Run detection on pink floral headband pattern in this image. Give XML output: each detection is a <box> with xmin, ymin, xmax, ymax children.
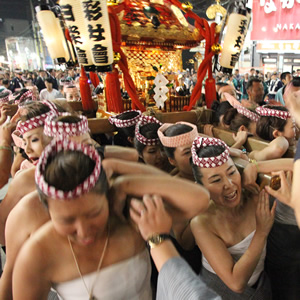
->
<box><xmin>158</xmin><ymin>122</ymin><xmax>199</xmax><ymax>148</ymax></box>
<box><xmin>256</xmin><ymin>106</ymin><xmax>290</xmax><ymax>120</ymax></box>
<box><xmin>35</xmin><ymin>138</ymin><xmax>101</xmax><ymax>200</ymax></box>
<box><xmin>44</xmin><ymin>113</ymin><xmax>89</xmax><ymax>137</ymax></box>
<box><xmin>108</xmin><ymin>110</ymin><xmax>141</xmax><ymax>128</ymax></box>
<box><xmin>191</xmin><ymin>137</ymin><xmax>230</xmax><ymax>168</ymax></box>
<box><xmin>135</xmin><ymin>115</ymin><xmax>162</xmax><ymax>146</ymax></box>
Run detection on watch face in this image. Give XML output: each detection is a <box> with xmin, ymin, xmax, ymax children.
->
<box><xmin>151</xmin><ymin>235</ymin><xmax>162</xmax><ymax>244</ymax></box>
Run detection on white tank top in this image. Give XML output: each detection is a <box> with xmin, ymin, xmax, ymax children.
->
<box><xmin>53</xmin><ymin>249</ymin><xmax>152</xmax><ymax>300</ymax></box>
<box><xmin>202</xmin><ymin>231</ymin><xmax>266</xmax><ymax>286</ymax></box>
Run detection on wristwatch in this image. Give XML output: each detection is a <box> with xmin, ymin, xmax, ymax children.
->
<box><xmin>147</xmin><ymin>233</ymin><xmax>171</xmax><ymax>249</ymax></box>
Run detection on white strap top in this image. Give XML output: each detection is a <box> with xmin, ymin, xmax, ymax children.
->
<box><xmin>202</xmin><ymin>231</ymin><xmax>266</xmax><ymax>287</ymax></box>
<box><xmin>53</xmin><ymin>249</ymin><xmax>152</xmax><ymax>300</ymax></box>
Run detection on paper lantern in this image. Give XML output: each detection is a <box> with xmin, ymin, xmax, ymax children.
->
<box><xmin>60</xmin><ymin>0</ymin><xmax>113</xmax><ymax>72</ymax></box>
<box><xmin>219</xmin><ymin>8</ymin><xmax>250</xmax><ymax>73</ymax></box>
<box><xmin>36</xmin><ymin>5</ymin><xmax>70</xmax><ymax>63</ymax></box>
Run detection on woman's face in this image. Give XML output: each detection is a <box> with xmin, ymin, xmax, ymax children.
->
<box><xmin>170</xmin><ymin>144</ymin><xmax>193</xmax><ymax>176</ymax></box>
<box><xmin>200</xmin><ymin>158</ymin><xmax>242</xmax><ymax>208</ymax></box>
<box><xmin>281</xmin><ymin>118</ymin><xmax>296</xmax><ymax>143</ymax></box>
<box><xmin>141</xmin><ymin>145</ymin><xmax>165</xmax><ymax>169</ymax></box>
<box><xmin>48</xmin><ymin>192</ymin><xmax>109</xmax><ymax>247</ymax></box>
<box><xmin>23</xmin><ymin>127</ymin><xmax>51</xmax><ymax>165</ymax></box>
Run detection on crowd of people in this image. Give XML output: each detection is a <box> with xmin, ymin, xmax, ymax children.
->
<box><xmin>0</xmin><ymin>63</ymin><xmax>299</xmax><ymax>300</ymax></box>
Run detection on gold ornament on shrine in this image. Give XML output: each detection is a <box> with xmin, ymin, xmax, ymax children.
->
<box><xmin>107</xmin><ymin>0</ymin><xmax>120</xmax><ymax>6</ymax></box>
<box><xmin>206</xmin><ymin>0</ymin><xmax>227</xmax><ymax>20</ymax></box>
<box><xmin>181</xmin><ymin>2</ymin><xmax>193</xmax><ymax>12</ymax></box>
<box><xmin>113</xmin><ymin>52</ymin><xmax>121</xmax><ymax>63</ymax></box>
<box><xmin>211</xmin><ymin>43</ymin><xmax>222</xmax><ymax>54</ymax></box>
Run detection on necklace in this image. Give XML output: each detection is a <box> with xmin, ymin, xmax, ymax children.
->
<box><xmin>68</xmin><ymin>228</ymin><xmax>109</xmax><ymax>300</ymax></box>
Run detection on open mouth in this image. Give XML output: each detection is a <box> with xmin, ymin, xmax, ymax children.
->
<box><xmin>29</xmin><ymin>157</ymin><xmax>39</xmax><ymax>165</ymax></box>
<box><xmin>224</xmin><ymin>190</ymin><xmax>238</xmax><ymax>202</ymax></box>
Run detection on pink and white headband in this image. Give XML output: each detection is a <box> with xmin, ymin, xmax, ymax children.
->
<box><xmin>16</xmin><ymin>101</ymin><xmax>59</xmax><ymax>135</ymax></box>
<box><xmin>135</xmin><ymin>115</ymin><xmax>162</xmax><ymax>146</ymax></box>
<box><xmin>224</xmin><ymin>92</ymin><xmax>260</xmax><ymax>122</ymax></box>
<box><xmin>191</xmin><ymin>137</ymin><xmax>230</xmax><ymax>168</ymax></box>
<box><xmin>256</xmin><ymin>106</ymin><xmax>290</xmax><ymax>120</ymax></box>
<box><xmin>16</xmin><ymin>90</ymin><xmax>34</xmax><ymax>104</ymax></box>
<box><xmin>44</xmin><ymin>113</ymin><xmax>89</xmax><ymax>137</ymax></box>
<box><xmin>158</xmin><ymin>122</ymin><xmax>199</xmax><ymax>148</ymax></box>
<box><xmin>35</xmin><ymin>138</ymin><xmax>101</xmax><ymax>200</ymax></box>
<box><xmin>108</xmin><ymin>110</ymin><xmax>142</xmax><ymax>128</ymax></box>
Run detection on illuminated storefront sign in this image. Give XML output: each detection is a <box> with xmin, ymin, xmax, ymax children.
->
<box><xmin>256</xmin><ymin>42</ymin><xmax>300</xmax><ymax>53</ymax></box>
<box><xmin>251</xmin><ymin>0</ymin><xmax>300</xmax><ymax>40</ymax></box>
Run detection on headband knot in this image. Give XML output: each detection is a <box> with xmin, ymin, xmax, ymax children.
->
<box><xmin>35</xmin><ymin>138</ymin><xmax>101</xmax><ymax>200</ymax></box>
<box><xmin>158</xmin><ymin>122</ymin><xmax>199</xmax><ymax>148</ymax></box>
<box><xmin>191</xmin><ymin>137</ymin><xmax>230</xmax><ymax>168</ymax></box>
<box><xmin>108</xmin><ymin>110</ymin><xmax>141</xmax><ymax>128</ymax></box>
<box><xmin>44</xmin><ymin>113</ymin><xmax>89</xmax><ymax>137</ymax></box>
<box><xmin>135</xmin><ymin>115</ymin><xmax>162</xmax><ymax>146</ymax></box>
<box><xmin>256</xmin><ymin>106</ymin><xmax>290</xmax><ymax>120</ymax></box>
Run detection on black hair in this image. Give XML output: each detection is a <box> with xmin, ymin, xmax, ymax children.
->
<box><xmin>223</xmin><ymin>108</ymin><xmax>252</xmax><ymax>131</ymax></box>
<box><xmin>280</xmin><ymin>72</ymin><xmax>291</xmax><ymax>82</ymax></box>
<box><xmin>112</xmin><ymin>111</ymin><xmax>140</xmax><ymax>147</ymax></box>
<box><xmin>134</xmin><ymin>123</ymin><xmax>161</xmax><ymax>155</ymax></box>
<box><xmin>161</xmin><ymin>124</ymin><xmax>194</xmax><ymax>159</ymax></box>
<box><xmin>38</xmin><ymin>150</ymin><xmax>108</xmax><ymax>208</ymax></box>
<box><xmin>211</xmin><ymin>101</ymin><xmax>233</xmax><ymax>124</ymax></box>
<box><xmin>256</xmin><ymin>105</ymin><xmax>289</xmax><ymax>141</ymax></box>
<box><xmin>246</xmin><ymin>78</ymin><xmax>262</xmax><ymax>90</ymax></box>
<box><xmin>45</xmin><ymin>77</ymin><xmax>53</xmax><ymax>84</ymax></box>
<box><xmin>191</xmin><ymin>145</ymin><xmax>225</xmax><ymax>184</ymax></box>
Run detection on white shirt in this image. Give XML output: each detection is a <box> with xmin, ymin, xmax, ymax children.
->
<box><xmin>39</xmin><ymin>88</ymin><xmax>62</xmax><ymax>101</ymax></box>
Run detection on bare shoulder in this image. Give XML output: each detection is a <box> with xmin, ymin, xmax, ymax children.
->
<box><xmin>13</xmin><ymin>167</ymin><xmax>35</xmax><ymax>183</ymax></box>
<box><xmin>6</xmin><ymin>191</ymin><xmax>49</xmax><ymax>236</ymax></box>
<box><xmin>111</xmin><ymin>217</ymin><xmax>145</xmax><ymax>256</ymax></box>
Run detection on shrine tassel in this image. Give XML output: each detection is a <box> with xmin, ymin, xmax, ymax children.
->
<box><xmin>79</xmin><ymin>65</ymin><xmax>94</xmax><ymax>111</ymax></box>
<box><xmin>205</xmin><ymin>77</ymin><xmax>216</xmax><ymax>109</ymax></box>
<box><xmin>106</xmin><ymin>67</ymin><xmax>123</xmax><ymax>113</ymax></box>
<box><xmin>90</xmin><ymin>71</ymin><xmax>100</xmax><ymax>89</ymax></box>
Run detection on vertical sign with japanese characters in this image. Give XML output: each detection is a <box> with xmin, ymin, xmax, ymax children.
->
<box><xmin>220</xmin><ymin>11</ymin><xmax>250</xmax><ymax>70</ymax></box>
<box><xmin>80</xmin><ymin>0</ymin><xmax>113</xmax><ymax>70</ymax></box>
<box><xmin>60</xmin><ymin>0</ymin><xmax>94</xmax><ymax>67</ymax></box>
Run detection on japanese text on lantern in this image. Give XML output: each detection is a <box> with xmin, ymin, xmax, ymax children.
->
<box><xmin>82</xmin><ymin>0</ymin><xmax>109</xmax><ymax>64</ymax></box>
<box><xmin>260</xmin><ymin>0</ymin><xmax>300</xmax><ymax>14</ymax></box>
<box><xmin>60</xmin><ymin>2</ymin><xmax>89</xmax><ymax>65</ymax></box>
<box><xmin>230</xmin><ymin>19</ymin><xmax>247</xmax><ymax>67</ymax></box>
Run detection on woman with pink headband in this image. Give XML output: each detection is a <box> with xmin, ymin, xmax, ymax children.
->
<box><xmin>187</xmin><ymin>136</ymin><xmax>276</xmax><ymax>299</ymax></box>
<box><xmin>158</xmin><ymin>122</ymin><xmax>199</xmax><ymax>181</ymax></box>
<box><xmin>249</xmin><ymin>105</ymin><xmax>295</xmax><ymax>161</ymax></box>
<box><xmin>0</xmin><ymin>111</ymin><xmax>139</xmax><ymax>300</ymax></box>
<box><xmin>134</xmin><ymin>115</ymin><xmax>172</xmax><ymax>172</ymax></box>
<box><xmin>11</xmin><ymin>138</ymin><xmax>211</xmax><ymax>300</ymax></box>
<box><xmin>0</xmin><ymin>101</ymin><xmax>62</xmax><ymax>245</ymax></box>
<box><xmin>108</xmin><ymin>110</ymin><xmax>142</xmax><ymax>147</ymax></box>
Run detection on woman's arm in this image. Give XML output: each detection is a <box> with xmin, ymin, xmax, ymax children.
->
<box><xmin>130</xmin><ymin>195</ymin><xmax>221</xmax><ymax>300</ymax></box>
<box><xmin>103</xmin><ymin>146</ymin><xmax>139</xmax><ymax>162</ymax></box>
<box><xmin>191</xmin><ymin>190</ymin><xmax>276</xmax><ymax>293</ymax></box>
<box><xmin>249</xmin><ymin>136</ymin><xmax>289</xmax><ymax>161</ymax></box>
<box><xmin>112</xmin><ymin>174</ymin><xmax>210</xmax><ymax>221</ymax></box>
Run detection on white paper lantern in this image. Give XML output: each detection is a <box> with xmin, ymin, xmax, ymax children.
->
<box><xmin>36</xmin><ymin>5</ymin><xmax>70</xmax><ymax>63</ymax></box>
<box><xmin>219</xmin><ymin>9</ymin><xmax>250</xmax><ymax>72</ymax></box>
<box><xmin>60</xmin><ymin>0</ymin><xmax>113</xmax><ymax>72</ymax></box>
<box><xmin>60</xmin><ymin>0</ymin><xmax>94</xmax><ymax>68</ymax></box>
